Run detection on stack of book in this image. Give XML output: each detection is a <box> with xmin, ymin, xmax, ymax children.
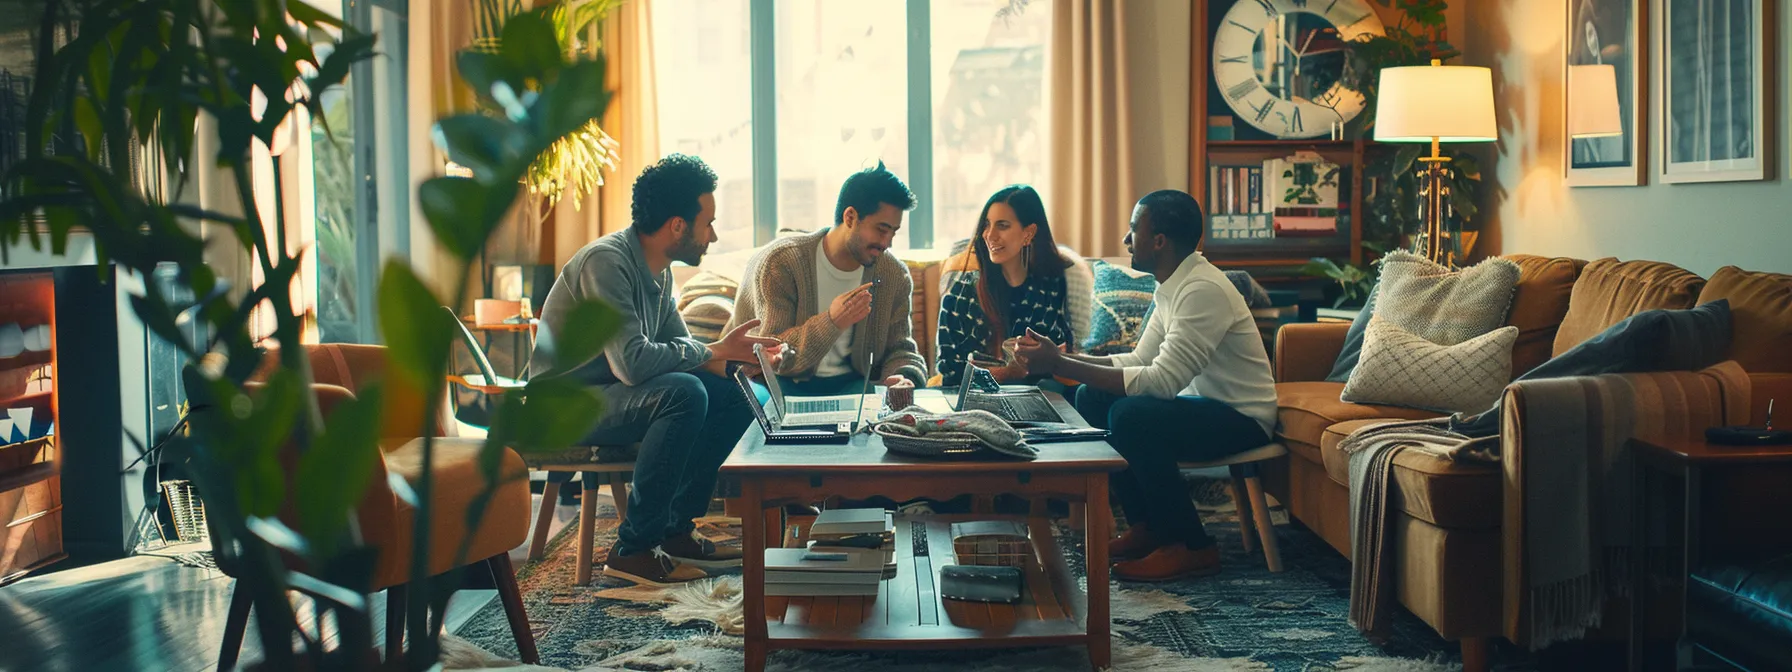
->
<box><xmin>765</xmin><ymin>548</ymin><xmax>886</xmax><ymax>596</ymax></box>
<box><xmin>804</xmin><ymin>508</ymin><xmax>897</xmax><ymax>578</ymax></box>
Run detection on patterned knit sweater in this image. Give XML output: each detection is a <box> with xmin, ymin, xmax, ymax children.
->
<box><xmin>723</xmin><ymin>229</ymin><xmax>928</xmax><ymax>386</ymax></box>
<box><xmin>937</xmin><ymin>271</ymin><xmax>1073</xmax><ymax>386</ymax></box>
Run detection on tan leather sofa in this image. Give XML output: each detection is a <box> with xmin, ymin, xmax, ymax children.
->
<box><xmin>1265</xmin><ymin>256</ymin><xmax>1791</xmax><ymax>668</ymax></box>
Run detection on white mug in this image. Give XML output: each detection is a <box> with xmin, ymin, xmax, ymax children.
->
<box><xmin>0</xmin><ymin>323</ymin><xmax>23</xmax><ymax>358</ymax></box>
<box><xmin>22</xmin><ymin>325</ymin><xmax>49</xmax><ymax>352</ymax></box>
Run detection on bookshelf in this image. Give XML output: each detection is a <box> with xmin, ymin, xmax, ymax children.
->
<box><xmin>1188</xmin><ymin>0</ymin><xmax>1391</xmax><ymax>275</ymax></box>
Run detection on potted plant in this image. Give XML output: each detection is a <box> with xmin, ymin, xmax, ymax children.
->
<box><xmin>0</xmin><ymin>0</ymin><xmax>620</xmax><ymax>668</ymax></box>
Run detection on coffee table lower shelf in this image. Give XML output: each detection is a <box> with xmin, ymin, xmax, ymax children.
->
<box><xmin>757</xmin><ymin>515</ymin><xmax>1092</xmax><ymax>654</ymax></box>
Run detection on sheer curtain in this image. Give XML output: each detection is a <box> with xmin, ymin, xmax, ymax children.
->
<box><xmin>1047</xmin><ymin>0</ymin><xmax>1137</xmax><ymax>259</ymax></box>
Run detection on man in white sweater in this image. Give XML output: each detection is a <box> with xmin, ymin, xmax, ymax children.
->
<box><xmin>1014</xmin><ymin>189</ymin><xmax>1278</xmax><ymax>581</ymax></box>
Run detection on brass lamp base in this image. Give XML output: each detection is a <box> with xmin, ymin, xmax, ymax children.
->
<box><xmin>1417</xmin><ymin>137</ymin><xmax>1455</xmax><ymax>267</ymax></box>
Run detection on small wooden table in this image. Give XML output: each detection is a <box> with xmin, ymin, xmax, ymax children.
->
<box><xmin>1628</xmin><ymin>435</ymin><xmax>1792</xmax><ymax>671</ymax></box>
<box><xmin>720</xmin><ymin>390</ymin><xmax>1126</xmax><ymax>672</ymax></box>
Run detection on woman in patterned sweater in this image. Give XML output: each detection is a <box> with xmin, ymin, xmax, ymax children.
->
<box><xmin>937</xmin><ymin>185</ymin><xmax>1078</xmax><ymax>386</ymax></box>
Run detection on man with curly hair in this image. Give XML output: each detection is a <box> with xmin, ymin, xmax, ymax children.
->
<box><xmin>530</xmin><ymin>154</ymin><xmax>785</xmax><ymax>585</ymax></box>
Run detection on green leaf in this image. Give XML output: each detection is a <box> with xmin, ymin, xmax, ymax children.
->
<box><xmin>308</xmin><ymin>32</ymin><xmax>376</xmax><ymax>99</ymax></box>
<box><xmin>71</xmin><ymin>97</ymin><xmax>104</xmax><ymax>163</ymax></box>
<box><xmin>297</xmin><ymin>383</ymin><xmax>385</xmax><ymax>558</ymax></box>
<box><xmin>433</xmin><ymin>115</ymin><xmax>528</xmax><ymax>182</ymax></box>
<box><xmin>419</xmin><ymin>176</ymin><xmax>517</xmax><ymax>261</ymax></box>
<box><xmin>377</xmin><ymin>261</ymin><xmax>456</xmax><ymax>391</ymax></box>
<box><xmin>238</xmin><ymin>371</ymin><xmax>304</xmax><ymax>517</ymax></box>
<box><xmin>491</xmin><ymin>376</ymin><xmax>603</xmax><ymax>455</ymax></box>
<box><xmin>456</xmin><ymin>51</ymin><xmax>521</xmax><ymax>105</ymax></box>
<box><xmin>532</xmin><ymin>299</ymin><xmax>623</xmax><ymax>379</ymax></box>
<box><xmin>534</xmin><ymin>57</ymin><xmax>610</xmax><ymax>148</ymax></box>
<box><xmin>499</xmin><ymin>12</ymin><xmax>564</xmax><ymax>81</ymax></box>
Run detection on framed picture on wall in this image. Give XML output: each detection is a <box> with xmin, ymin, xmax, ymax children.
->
<box><xmin>1567</xmin><ymin>0</ymin><xmax>1648</xmax><ymax>186</ymax></box>
<box><xmin>1655</xmin><ymin>0</ymin><xmax>1775</xmax><ymax>183</ymax></box>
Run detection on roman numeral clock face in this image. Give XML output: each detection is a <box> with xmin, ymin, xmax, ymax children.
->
<box><xmin>1213</xmin><ymin>0</ymin><xmax>1385</xmax><ymax>138</ymax></box>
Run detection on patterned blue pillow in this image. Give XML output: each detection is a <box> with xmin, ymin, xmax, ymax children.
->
<box><xmin>1084</xmin><ymin>260</ymin><xmax>1157</xmax><ymax>355</ymax></box>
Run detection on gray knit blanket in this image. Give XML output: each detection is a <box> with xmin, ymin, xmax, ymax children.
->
<box><xmin>1341</xmin><ymin>375</ymin><xmax>1639</xmax><ymax>648</ymax></box>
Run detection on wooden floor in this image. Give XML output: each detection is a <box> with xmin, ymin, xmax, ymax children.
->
<box><xmin>0</xmin><ymin>488</ymin><xmax>588</xmax><ymax>671</ymax></box>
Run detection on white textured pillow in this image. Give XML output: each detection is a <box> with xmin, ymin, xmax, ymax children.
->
<box><xmin>1376</xmin><ymin>251</ymin><xmax>1521</xmax><ymax>346</ymax></box>
<box><xmin>1342</xmin><ymin>320</ymin><xmax>1519</xmax><ymax>414</ymax></box>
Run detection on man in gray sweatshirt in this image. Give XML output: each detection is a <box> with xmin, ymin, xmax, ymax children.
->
<box><xmin>530</xmin><ymin>154</ymin><xmax>783</xmax><ymax>586</ymax></box>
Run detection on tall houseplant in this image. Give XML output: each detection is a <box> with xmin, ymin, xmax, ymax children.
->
<box><xmin>0</xmin><ymin>0</ymin><xmax>620</xmax><ymax>668</ymax></box>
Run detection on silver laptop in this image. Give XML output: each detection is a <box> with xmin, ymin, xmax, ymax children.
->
<box><xmin>754</xmin><ymin>344</ymin><xmax>882</xmax><ymax>426</ymax></box>
<box><xmin>953</xmin><ymin>360</ymin><xmax>1065</xmax><ymax>424</ymax></box>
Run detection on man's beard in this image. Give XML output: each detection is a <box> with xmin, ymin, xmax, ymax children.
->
<box><xmin>1129</xmin><ymin>248</ymin><xmax>1151</xmax><ymax>274</ymax></box>
<box><xmin>669</xmin><ymin>227</ymin><xmax>706</xmax><ymax>266</ymax></box>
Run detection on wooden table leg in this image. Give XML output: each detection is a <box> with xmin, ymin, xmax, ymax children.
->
<box><xmin>742</xmin><ymin>479</ymin><xmax>769</xmax><ymax>672</ymax></box>
<box><xmin>1084</xmin><ymin>473</ymin><xmax>1111</xmax><ymax>670</ymax></box>
<box><xmin>575</xmin><ymin>478</ymin><xmax>598</xmax><ymax>585</ymax></box>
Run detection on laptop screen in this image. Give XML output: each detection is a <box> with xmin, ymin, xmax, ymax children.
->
<box><xmin>752</xmin><ymin>344</ymin><xmax>785</xmax><ymax>415</ymax></box>
<box><xmin>954</xmin><ymin>359</ymin><xmax>1006</xmax><ymax>410</ymax></box>
<box><xmin>734</xmin><ymin>368</ymin><xmax>778</xmax><ymax>431</ymax></box>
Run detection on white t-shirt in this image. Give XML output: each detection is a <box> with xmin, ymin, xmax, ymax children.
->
<box><xmin>814</xmin><ymin>239</ymin><xmax>861</xmax><ymax>378</ymax></box>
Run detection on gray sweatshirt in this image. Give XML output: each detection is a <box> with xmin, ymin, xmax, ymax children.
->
<box><xmin>528</xmin><ymin>230</ymin><xmax>712</xmax><ymax>386</ymax></box>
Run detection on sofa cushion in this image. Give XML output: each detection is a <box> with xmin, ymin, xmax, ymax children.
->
<box><xmin>1342</xmin><ymin>321</ymin><xmax>1518</xmax><ymax>414</ymax></box>
<box><xmin>1553</xmin><ymin>258</ymin><xmax>1705</xmax><ymax>356</ymax></box>
<box><xmin>1275</xmin><ymin>381</ymin><xmax>1443</xmax><ymax>458</ymax></box>
<box><xmin>1318</xmin><ymin>419</ymin><xmax>1500</xmax><ymax>529</ymax></box>
<box><xmin>1698</xmin><ymin>266</ymin><xmax>1792</xmax><ymax>373</ymax></box>
<box><xmin>1324</xmin><ymin>283</ymin><xmax>1379</xmax><ymax>383</ymax></box>
<box><xmin>1502</xmin><ymin>254</ymin><xmax>1586</xmax><ymax>379</ymax></box>
<box><xmin>1688</xmin><ymin>554</ymin><xmax>1792</xmax><ymax>672</ymax></box>
<box><xmin>1375</xmin><ymin>250</ymin><xmax>1521</xmax><ymax>346</ymax></box>
<box><xmin>1085</xmin><ymin>259</ymin><xmax>1158</xmax><ymax>355</ymax></box>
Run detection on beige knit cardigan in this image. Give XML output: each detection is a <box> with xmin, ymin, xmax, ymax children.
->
<box><xmin>724</xmin><ymin>229</ymin><xmax>929</xmax><ymax>386</ymax></box>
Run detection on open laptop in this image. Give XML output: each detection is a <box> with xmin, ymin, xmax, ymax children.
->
<box><xmin>754</xmin><ymin>343</ymin><xmax>881</xmax><ymax>426</ymax></box>
<box><xmin>734</xmin><ymin>368</ymin><xmax>852</xmax><ymax>443</ymax></box>
<box><xmin>952</xmin><ymin>360</ymin><xmax>1066</xmax><ymax>424</ymax></box>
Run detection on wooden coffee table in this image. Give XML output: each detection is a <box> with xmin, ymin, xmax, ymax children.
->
<box><xmin>720</xmin><ymin>390</ymin><xmax>1126</xmax><ymax>671</ymax></box>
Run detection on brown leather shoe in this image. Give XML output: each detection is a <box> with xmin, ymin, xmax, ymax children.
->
<box><xmin>601</xmin><ymin>546</ymin><xmax>708</xmax><ymax>587</ymax></box>
<box><xmin>1107</xmin><ymin>525</ymin><xmax>1163</xmax><ymax>562</ymax></box>
<box><xmin>1113</xmin><ymin>544</ymin><xmax>1221</xmax><ymax>582</ymax></box>
<box><xmin>662</xmin><ymin>530</ymin><xmax>742</xmax><ymax>568</ymax></box>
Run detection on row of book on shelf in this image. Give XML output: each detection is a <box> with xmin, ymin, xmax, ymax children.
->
<box><xmin>1206</xmin><ymin>153</ymin><xmax>1345</xmax><ymax>242</ymax></box>
<box><xmin>765</xmin><ymin>509</ymin><xmax>1033</xmax><ymax>597</ymax></box>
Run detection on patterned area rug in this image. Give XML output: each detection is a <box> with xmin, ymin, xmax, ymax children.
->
<box><xmin>454</xmin><ymin>480</ymin><xmax>1536</xmax><ymax>671</ymax></box>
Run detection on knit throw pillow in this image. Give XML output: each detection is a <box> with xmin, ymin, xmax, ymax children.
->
<box><xmin>1376</xmin><ymin>251</ymin><xmax>1521</xmax><ymax>346</ymax></box>
<box><xmin>1084</xmin><ymin>260</ymin><xmax>1157</xmax><ymax>356</ymax></box>
<box><xmin>676</xmin><ymin>271</ymin><xmax>739</xmax><ymax>311</ymax></box>
<box><xmin>680</xmin><ymin>295</ymin><xmax>734</xmax><ymax>344</ymax></box>
<box><xmin>1342</xmin><ymin>320</ymin><xmax>1519</xmax><ymax>414</ymax></box>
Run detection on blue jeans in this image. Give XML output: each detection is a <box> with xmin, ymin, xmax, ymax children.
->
<box><xmin>560</xmin><ymin>369</ymin><xmax>752</xmax><ymax>556</ymax></box>
<box><xmin>1075</xmin><ymin>386</ymin><xmax>1270</xmax><ymax>549</ymax></box>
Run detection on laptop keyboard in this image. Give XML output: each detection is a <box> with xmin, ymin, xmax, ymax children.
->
<box><xmin>791</xmin><ymin>398</ymin><xmax>845</xmax><ymax>414</ymax></box>
<box><xmin>966</xmin><ymin>393</ymin><xmax>1060</xmax><ymax>422</ymax></box>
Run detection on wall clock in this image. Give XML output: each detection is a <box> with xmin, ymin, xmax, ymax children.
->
<box><xmin>1212</xmin><ymin>0</ymin><xmax>1386</xmax><ymax>139</ymax></box>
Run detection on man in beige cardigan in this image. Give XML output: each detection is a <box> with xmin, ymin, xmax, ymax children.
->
<box><xmin>727</xmin><ymin>162</ymin><xmax>928</xmax><ymax>394</ymax></box>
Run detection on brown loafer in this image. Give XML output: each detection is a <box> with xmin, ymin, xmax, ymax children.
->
<box><xmin>1107</xmin><ymin>525</ymin><xmax>1162</xmax><ymax>562</ymax></box>
<box><xmin>662</xmin><ymin>530</ymin><xmax>743</xmax><ymax>568</ymax></box>
<box><xmin>1113</xmin><ymin>544</ymin><xmax>1221</xmax><ymax>582</ymax></box>
<box><xmin>601</xmin><ymin>546</ymin><xmax>708</xmax><ymax>586</ymax></box>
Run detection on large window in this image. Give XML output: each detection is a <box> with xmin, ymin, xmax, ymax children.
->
<box><xmin>653</xmin><ymin>0</ymin><xmax>1050</xmax><ymax>252</ymax></box>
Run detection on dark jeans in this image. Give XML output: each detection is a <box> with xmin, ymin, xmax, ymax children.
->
<box><xmin>552</xmin><ymin>369</ymin><xmax>752</xmax><ymax>556</ymax></box>
<box><xmin>1075</xmin><ymin>386</ymin><xmax>1270</xmax><ymax>549</ymax></box>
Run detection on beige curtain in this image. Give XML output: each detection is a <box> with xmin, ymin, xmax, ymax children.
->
<box><xmin>548</xmin><ymin>0</ymin><xmax>659</xmax><ymax>269</ymax></box>
<box><xmin>1047</xmin><ymin>0</ymin><xmax>1136</xmax><ymax>259</ymax></box>
<box><xmin>407</xmin><ymin>0</ymin><xmax>479</xmax><ymax>300</ymax></box>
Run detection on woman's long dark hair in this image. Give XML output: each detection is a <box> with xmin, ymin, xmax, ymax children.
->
<box><xmin>971</xmin><ymin>185</ymin><xmax>1073</xmax><ymax>356</ymax></box>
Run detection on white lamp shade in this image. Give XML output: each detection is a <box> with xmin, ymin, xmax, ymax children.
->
<box><xmin>1568</xmin><ymin>64</ymin><xmax>1623</xmax><ymax>138</ymax></box>
<box><xmin>1374</xmin><ymin>63</ymin><xmax>1498</xmax><ymax>143</ymax></box>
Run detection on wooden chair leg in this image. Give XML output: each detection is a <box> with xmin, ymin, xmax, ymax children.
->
<box><xmin>527</xmin><ymin>478</ymin><xmax>562</xmax><ymax>560</ymax></box>
<box><xmin>1244</xmin><ymin>474</ymin><xmax>1282</xmax><ymax>572</ymax></box>
<box><xmin>1460</xmin><ymin>636</ymin><xmax>1489</xmax><ymax>672</ymax></box>
<box><xmin>488</xmin><ymin>554</ymin><xmax>540</xmax><ymax>664</ymax></box>
<box><xmin>576</xmin><ymin>478</ymin><xmax>599</xmax><ymax>585</ymax></box>
<box><xmin>1068</xmin><ymin>502</ymin><xmax>1086</xmax><ymax>531</ymax></box>
<box><xmin>218</xmin><ymin>583</ymin><xmax>253</xmax><ymax>671</ymax></box>
<box><xmin>1228</xmin><ymin>466</ymin><xmax>1257</xmax><ymax>554</ymax></box>
<box><xmin>611</xmin><ymin>480</ymin><xmax>629</xmax><ymax>522</ymax></box>
<box><xmin>384</xmin><ymin>585</ymin><xmax>405</xmax><ymax>662</ymax></box>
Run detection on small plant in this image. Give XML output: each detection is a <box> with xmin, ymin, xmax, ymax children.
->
<box><xmin>1340</xmin><ymin>0</ymin><xmax>1460</xmax><ymax>135</ymax></box>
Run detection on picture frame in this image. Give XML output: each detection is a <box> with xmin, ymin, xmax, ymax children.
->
<box><xmin>1566</xmin><ymin>0</ymin><xmax>1649</xmax><ymax>186</ymax></box>
<box><xmin>1655</xmin><ymin>0</ymin><xmax>1775</xmax><ymax>184</ymax></box>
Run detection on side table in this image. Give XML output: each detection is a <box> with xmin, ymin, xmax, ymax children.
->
<box><xmin>1628</xmin><ymin>436</ymin><xmax>1792</xmax><ymax>671</ymax></box>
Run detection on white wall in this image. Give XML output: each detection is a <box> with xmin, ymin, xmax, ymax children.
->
<box><xmin>1467</xmin><ymin>0</ymin><xmax>1792</xmax><ymax>276</ymax></box>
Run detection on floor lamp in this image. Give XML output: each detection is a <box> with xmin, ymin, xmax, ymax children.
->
<box><xmin>1373</xmin><ymin>60</ymin><xmax>1496</xmax><ymax>266</ymax></box>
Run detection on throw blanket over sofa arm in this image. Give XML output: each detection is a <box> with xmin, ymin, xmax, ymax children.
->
<box><xmin>1274</xmin><ymin>322</ymin><xmax>1350</xmax><ymax>383</ymax></box>
<box><xmin>1497</xmin><ymin>361</ymin><xmax>1753</xmax><ymax>648</ymax></box>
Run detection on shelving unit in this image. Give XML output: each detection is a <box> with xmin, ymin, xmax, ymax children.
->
<box><xmin>1189</xmin><ymin>0</ymin><xmax>1392</xmax><ymax>276</ymax></box>
<box><xmin>0</xmin><ymin>273</ymin><xmax>62</xmax><ymax>585</ymax></box>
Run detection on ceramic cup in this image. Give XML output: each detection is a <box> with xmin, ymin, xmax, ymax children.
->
<box><xmin>21</xmin><ymin>325</ymin><xmax>49</xmax><ymax>352</ymax></box>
